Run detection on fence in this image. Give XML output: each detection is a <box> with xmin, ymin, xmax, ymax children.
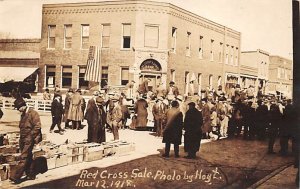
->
<box><xmin>0</xmin><ymin>98</ymin><xmax>52</xmax><ymax>112</ymax></box>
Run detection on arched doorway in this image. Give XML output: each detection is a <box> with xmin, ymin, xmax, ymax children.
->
<box><xmin>139</xmin><ymin>59</ymin><xmax>162</xmax><ymax>91</ymax></box>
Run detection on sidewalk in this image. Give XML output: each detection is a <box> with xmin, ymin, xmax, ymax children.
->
<box><xmin>250</xmin><ymin>164</ymin><xmax>298</xmax><ymax>189</ymax></box>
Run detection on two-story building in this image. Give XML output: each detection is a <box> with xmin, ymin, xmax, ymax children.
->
<box><xmin>268</xmin><ymin>55</ymin><xmax>293</xmax><ymax>99</ymax></box>
<box><xmin>39</xmin><ymin>0</ymin><xmax>241</xmax><ymax>94</ymax></box>
<box><xmin>240</xmin><ymin>49</ymin><xmax>269</xmax><ymax>94</ymax></box>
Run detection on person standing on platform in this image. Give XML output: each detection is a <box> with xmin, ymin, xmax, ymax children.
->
<box><xmin>10</xmin><ymin>98</ymin><xmax>42</xmax><ymax>183</ymax></box>
<box><xmin>184</xmin><ymin>102</ymin><xmax>203</xmax><ymax>159</ymax></box>
<box><xmin>162</xmin><ymin>100</ymin><xmax>183</xmax><ymax>158</ymax></box>
<box><xmin>166</xmin><ymin>81</ymin><xmax>179</xmax><ymax>101</ymax></box>
<box><xmin>85</xmin><ymin>95</ymin><xmax>106</xmax><ymax>143</ymax></box>
<box><xmin>50</xmin><ymin>95</ymin><xmax>64</xmax><ymax>135</ymax></box>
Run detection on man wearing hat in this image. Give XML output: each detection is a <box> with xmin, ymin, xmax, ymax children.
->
<box><xmin>10</xmin><ymin>98</ymin><xmax>42</xmax><ymax>183</ymax></box>
<box><xmin>184</xmin><ymin>102</ymin><xmax>203</xmax><ymax>159</ymax></box>
<box><xmin>67</xmin><ymin>89</ymin><xmax>86</xmax><ymax>130</ymax></box>
<box><xmin>85</xmin><ymin>94</ymin><xmax>106</xmax><ymax>143</ymax></box>
<box><xmin>50</xmin><ymin>95</ymin><xmax>64</xmax><ymax>135</ymax></box>
<box><xmin>63</xmin><ymin>88</ymin><xmax>74</xmax><ymax>129</ymax></box>
<box><xmin>166</xmin><ymin>81</ymin><xmax>179</xmax><ymax>101</ymax></box>
<box><xmin>152</xmin><ymin>96</ymin><xmax>168</xmax><ymax>137</ymax></box>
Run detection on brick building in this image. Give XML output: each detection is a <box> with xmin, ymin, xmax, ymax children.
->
<box><xmin>240</xmin><ymin>49</ymin><xmax>269</xmax><ymax>94</ymax></box>
<box><xmin>39</xmin><ymin>0</ymin><xmax>241</xmax><ymax>94</ymax></box>
<box><xmin>0</xmin><ymin>39</ymin><xmax>40</xmax><ymax>92</ymax></box>
<box><xmin>268</xmin><ymin>55</ymin><xmax>293</xmax><ymax>99</ymax></box>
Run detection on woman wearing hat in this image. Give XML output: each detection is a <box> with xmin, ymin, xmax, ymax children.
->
<box><xmin>85</xmin><ymin>96</ymin><xmax>106</xmax><ymax>143</ymax></box>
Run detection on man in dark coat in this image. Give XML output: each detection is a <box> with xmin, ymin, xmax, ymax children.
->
<box><xmin>268</xmin><ymin>101</ymin><xmax>282</xmax><ymax>154</ymax></box>
<box><xmin>85</xmin><ymin>96</ymin><xmax>106</xmax><ymax>143</ymax></box>
<box><xmin>162</xmin><ymin>100</ymin><xmax>183</xmax><ymax>158</ymax></box>
<box><xmin>255</xmin><ymin>99</ymin><xmax>269</xmax><ymax>140</ymax></box>
<box><xmin>280</xmin><ymin>99</ymin><xmax>297</xmax><ymax>156</ymax></box>
<box><xmin>50</xmin><ymin>95</ymin><xmax>64</xmax><ymax>135</ymax></box>
<box><xmin>134</xmin><ymin>95</ymin><xmax>148</xmax><ymax>129</ymax></box>
<box><xmin>243</xmin><ymin>101</ymin><xmax>255</xmax><ymax>140</ymax></box>
<box><xmin>184</xmin><ymin>102</ymin><xmax>203</xmax><ymax>159</ymax></box>
<box><xmin>10</xmin><ymin>98</ymin><xmax>42</xmax><ymax>183</ymax></box>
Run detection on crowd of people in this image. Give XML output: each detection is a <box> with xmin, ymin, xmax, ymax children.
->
<box><xmin>41</xmin><ymin>81</ymin><xmax>298</xmax><ymax>159</ymax></box>
<box><xmin>8</xmin><ymin>80</ymin><xmax>297</xmax><ymax>184</ymax></box>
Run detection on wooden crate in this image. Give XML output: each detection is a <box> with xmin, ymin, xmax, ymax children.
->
<box><xmin>55</xmin><ymin>154</ymin><xmax>68</xmax><ymax>168</ymax></box>
<box><xmin>0</xmin><ymin>145</ymin><xmax>18</xmax><ymax>154</ymax></box>
<box><xmin>67</xmin><ymin>154</ymin><xmax>83</xmax><ymax>165</ymax></box>
<box><xmin>115</xmin><ymin>143</ymin><xmax>135</xmax><ymax>156</ymax></box>
<box><xmin>103</xmin><ymin>144</ymin><xmax>116</xmax><ymax>157</ymax></box>
<box><xmin>46</xmin><ymin>155</ymin><xmax>56</xmax><ymax>170</ymax></box>
<box><xmin>0</xmin><ymin>164</ymin><xmax>9</xmax><ymax>181</ymax></box>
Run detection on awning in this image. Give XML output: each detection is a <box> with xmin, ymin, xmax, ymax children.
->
<box><xmin>0</xmin><ymin>67</ymin><xmax>38</xmax><ymax>83</ymax></box>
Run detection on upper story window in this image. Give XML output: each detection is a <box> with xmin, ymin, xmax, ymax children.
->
<box><xmin>171</xmin><ymin>27</ymin><xmax>177</xmax><ymax>52</ymax></box>
<box><xmin>48</xmin><ymin>25</ymin><xmax>56</xmax><ymax>49</ymax></box>
<box><xmin>144</xmin><ymin>25</ymin><xmax>159</xmax><ymax>48</ymax></box>
<box><xmin>210</xmin><ymin>39</ymin><xmax>214</xmax><ymax>61</ymax></box>
<box><xmin>186</xmin><ymin>32</ymin><xmax>191</xmax><ymax>56</ymax></box>
<box><xmin>225</xmin><ymin>44</ymin><xmax>229</xmax><ymax>64</ymax></box>
<box><xmin>230</xmin><ymin>46</ymin><xmax>234</xmax><ymax>65</ymax></box>
<box><xmin>122</xmin><ymin>24</ymin><xmax>131</xmax><ymax>49</ymax></box>
<box><xmin>81</xmin><ymin>24</ymin><xmax>89</xmax><ymax>50</ymax></box>
<box><xmin>219</xmin><ymin>42</ymin><xmax>223</xmax><ymax>63</ymax></box>
<box><xmin>199</xmin><ymin>36</ymin><xmax>203</xmax><ymax>59</ymax></box>
<box><xmin>235</xmin><ymin>47</ymin><xmax>239</xmax><ymax>66</ymax></box>
<box><xmin>64</xmin><ymin>24</ymin><xmax>72</xmax><ymax>49</ymax></box>
<box><xmin>102</xmin><ymin>24</ymin><xmax>110</xmax><ymax>48</ymax></box>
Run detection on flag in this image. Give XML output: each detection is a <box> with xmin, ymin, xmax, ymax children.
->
<box><xmin>84</xmin><ymin>46</ymin><xmax>101</xmax><ymax>82</ymax></box>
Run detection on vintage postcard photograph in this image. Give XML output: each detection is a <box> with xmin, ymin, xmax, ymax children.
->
<box><xmin>0</xmin><ymin>0</ymin><xmax>298</xmax><ymax>188</ymax></box>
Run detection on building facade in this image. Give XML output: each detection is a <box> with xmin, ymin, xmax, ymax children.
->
<box><xmin>0</xmin><ymin>39</ymin><xmax>40</xmax><ymax>92</ymax></box>
<box><xmin>268</xmin><ymin>55</ymin><xmax>293</xmax><ymax>99</ymax></box>
<box><xmin>39</xmin><ymin>0</ymin><xmax>241</xmax><ymax>94</ymax></box>
<box><xmin>240</xmin><ymin>49</ymin><xmax>269</xmax><ymax>94</ymax></box>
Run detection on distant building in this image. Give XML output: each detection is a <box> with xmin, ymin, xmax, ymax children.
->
<box><xmin>0</xmin><ymin>39</ymin><xmax>40</xmax><ymax>92</ymax></box>
<box><xmin>240</xmin><ymin>49</ymin><xmax>269</xmax><ymax>95</ymax></box>
<box><xmin>39</xmin><ymin>0</ymin><xmax>241</xmax><ymax>94</ymax></box>
<box><xmin>268</xmin><ymin>55</ymin><xmax>293</xmax><ymax>99</ymax></box>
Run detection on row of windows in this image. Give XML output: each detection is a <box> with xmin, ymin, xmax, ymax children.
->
<box><xmin>47</xmin><ymin>24</ymin><xmax>239</xmax><ymax>65</ymax></box>
<box><xmin>45</xmin><ymin>65</ymin><xmax>130</xmax><ymax>89</ymax></box>
<box><xmin>171</xmin><ymin>27</ymin><xmax>239</xmax><ymax>65</ymax></box>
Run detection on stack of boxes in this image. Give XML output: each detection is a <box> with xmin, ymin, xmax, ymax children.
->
<box><xmin>0</xmin><ymin>131</ymin><xmax>136</xmax><ymax>181</ymax></box>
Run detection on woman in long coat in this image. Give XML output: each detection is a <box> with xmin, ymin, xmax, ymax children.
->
<box><xmin>67</xmin><ymin>89</ymin><xmax>85</xmax><ymax>129</ymax></box>
<box><xmin>162</xmin><ymin>100</ymin><xmax>183</xmax><ymax>158</ymax></box>
<box><xmin>184</xmin><ymin>102</ymin><xmax>203</xmax><ymax>159</ymax></box>
<box><xmin>201</xmin><ymin>98</ymin><xmax>211</xmax><ymax>139</ymax></box>
<box><xmin>134</xmin><ymin>95</ymin><xmax>148</xmax><ymax>128</ymax></box>
<box><xmin>85</xmin><ymin>96</ymin><xmax>106</xmax><ymax>143</ymax></box>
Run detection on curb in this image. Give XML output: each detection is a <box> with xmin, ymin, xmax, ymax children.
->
<box><xmin>247</xmin><ymin>163</ymin><xmax>294</xmax><ymax>189</ymax></box>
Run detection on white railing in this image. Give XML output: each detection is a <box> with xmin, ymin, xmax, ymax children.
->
<box><xmin>0</xmin><ymin>97</ymin><xmax>52</xmax><ymax>112</ymax></box>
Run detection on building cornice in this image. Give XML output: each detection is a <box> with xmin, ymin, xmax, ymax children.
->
<box><xmin>42</xmin><ymin>0</ymin><xmax>241</xmax><ymax>37</ymax></box>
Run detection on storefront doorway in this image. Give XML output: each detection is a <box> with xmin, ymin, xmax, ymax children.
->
<box><xmin>139</xmin><ymin>59</ymin><xmax>162</xmax><ymax>91</ymax></box>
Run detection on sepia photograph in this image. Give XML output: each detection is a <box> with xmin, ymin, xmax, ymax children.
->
<box><xmin>0</xmin><ymin>0</ymin><xmax>299</xmax><ymax>188</ymax></box>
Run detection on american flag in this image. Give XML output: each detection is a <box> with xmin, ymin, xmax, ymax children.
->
<box><xmin>84</xmin><ymin>46</ymin><xmax>101</xmax><ymax>82</ymax></box>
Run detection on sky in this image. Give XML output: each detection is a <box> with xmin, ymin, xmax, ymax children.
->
<box><xmin>0</xmin><ymin>0</ymin><xmax>293</xmax><ymax>59</ymax></box>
